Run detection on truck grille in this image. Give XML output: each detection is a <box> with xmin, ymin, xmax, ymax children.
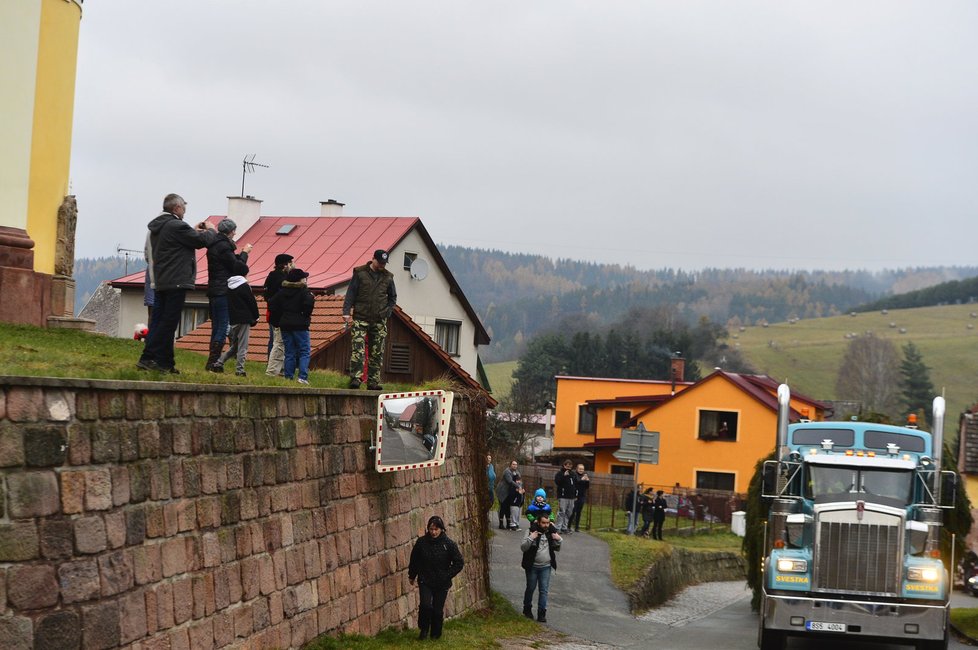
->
<box><xmin>814</xmin><ymin>514</ymin><xmax>901</xmax><ymax>595</ymax></box>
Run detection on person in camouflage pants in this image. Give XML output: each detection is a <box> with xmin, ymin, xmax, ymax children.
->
<box><xmin>342</xmin><ymin>249</ymin><xmax>397</xmax><ymax>390</ymax></box>
<box><xmin>348</xmin><ymin>319</ymin><xmax>388</xmax><ymax>388</ymax></box>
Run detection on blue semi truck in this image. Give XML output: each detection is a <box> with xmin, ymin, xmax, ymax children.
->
<box><xmin>758</xmin><ymin>385</ymin><xmax>956</xmax><ymax>650</ymax></box>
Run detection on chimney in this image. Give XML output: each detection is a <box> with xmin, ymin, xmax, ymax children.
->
<box><xmin>320</xmin><ymin>199</ymin><xmax>345</xmax><ymax>217</ymax></box>
<box><xmin>226</xmin><ymin>196</ymin><xmax>262</xmax><ymax>239</ymax></box>
<box><xmin>670</xmin><ymin>353</ymin><xmax>685</xmax><ymax>394</ymax></box>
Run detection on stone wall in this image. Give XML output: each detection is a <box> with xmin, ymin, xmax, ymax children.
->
<box><xmin>628</xmin><ymin>549</ymin><xmax>745</xmax><ymax>612</ymax></box>
<box><xmin>0</xmin><ymin>377</ymin><xmax>491</xmax><ymax>649</ymax></box>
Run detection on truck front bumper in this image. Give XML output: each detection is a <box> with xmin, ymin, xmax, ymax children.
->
<box><xmin>762</xmin><ymin>590</ymin><xmax>948</xmax><ymax>642</ymax></box>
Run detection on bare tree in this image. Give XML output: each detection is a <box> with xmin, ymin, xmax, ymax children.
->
<box><xmin>835</xmin><ymin>334</ymin><xmax>900</xmax><ymax>417</ymax></box>
<box><xmin>487</xmin><ymin>381</ymin><xmax>545</xmax><ymax>462</ymax></box>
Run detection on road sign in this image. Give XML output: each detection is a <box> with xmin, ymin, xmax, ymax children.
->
<box><xmin>612</xmin><ymin>422</ymin><xmax>660</xmax><ymax>465</ymax></box>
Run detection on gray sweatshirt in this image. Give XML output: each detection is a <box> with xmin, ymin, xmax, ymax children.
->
<box><xmin>521</xmin><ymin>528</ymin><xmax>561</xmax><ymax>567</ymax></box>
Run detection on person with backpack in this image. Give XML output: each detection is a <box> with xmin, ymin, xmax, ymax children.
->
<box><xmin>408</xmin><ymin>516</ymin><xmax>465</xmax><ymax>640</ymax></box>
<box><xmin>520</xmin><ymin>512</ymin><xmax>561</xmax><ymax>623</ymax></box>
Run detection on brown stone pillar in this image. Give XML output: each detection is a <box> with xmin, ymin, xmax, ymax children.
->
<box><xmin>0</xmin><ymin>226</ymin><xmax>51</xmax><ymax>326</ymax></box>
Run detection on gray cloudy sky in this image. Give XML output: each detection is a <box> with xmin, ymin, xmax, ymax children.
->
<box><xmin>71</xmin><ymin>1</ymin><xmax>978</xmax><ymax>271</ymax></box>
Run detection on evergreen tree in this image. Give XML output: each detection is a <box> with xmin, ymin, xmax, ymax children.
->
<box><xmin>898</xmin><ymin>342</ymin><xmax>936</xmax><ymax>427</ymax></box>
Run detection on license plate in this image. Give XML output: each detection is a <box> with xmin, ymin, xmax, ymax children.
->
<box><xmin>806</xmin><ymin>621</ymin><xmax>846</xmax><ymax>633</ymax></box>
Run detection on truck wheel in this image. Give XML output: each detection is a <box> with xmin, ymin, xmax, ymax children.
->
<box><xmin>758</xmin><ymin>628</ymin><xmax>785</xmax><ymax>650</ymax></box>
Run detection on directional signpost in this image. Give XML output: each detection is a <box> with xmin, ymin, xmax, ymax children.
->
<box><xmin>613</xmin><ymin>423</ymin><xmax>660</xmax><ymax>534</ymax></box>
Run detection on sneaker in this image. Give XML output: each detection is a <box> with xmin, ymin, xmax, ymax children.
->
<box><xmin>163</xmin><ymin>367</ymin><xmax>180</xmax><ymax>375</ymax></box>
<box><xmin>367</xmin><ymin>383</ymin><xmax>383</xmax><ymax>391</ymax></box>
<box><xmin>297</xmin><ymin>378</ymin><xmax>309</xmax><ymax>385</ymax></box>
<box><xmin>136</xmin><ymin>359</ymin><xmax>162</xmax><ymax>371</ymax></box>
<box><xmin>349</xmin><ymin>377</ymin><xmax>362</xmax><ymax>389</ymax></box>
<box><xmin>564</xmin><ymin>529</ymin><xmax>573</xmax><ymax>535</ymax></box>
<box><xmin>235</xmin><ymin>371</ymin><xmax>246</xmax><ymax>377</ymax></box>
<box><xmin>206</xmin><ymin>364</ymin><xmax>224</xmax><ymax>373</ymax></box>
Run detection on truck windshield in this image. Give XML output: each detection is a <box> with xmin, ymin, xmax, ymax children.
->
<box><xmin>807</xmin><ymin>466</ymin><xmax>913</xmax><ymax>504</ymax></box>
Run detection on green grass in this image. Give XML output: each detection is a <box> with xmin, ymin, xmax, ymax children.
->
<box><xmin>734</xmin><ymin>303</ymin><xmax>978</xmax><ymax>421</ymax></box>
<box><xmin>484</xmin><ymin>360</ymin><xmax>517</xmax><ymax>401</ymax></box>
<box><xmin>0</xmin><ymin>321</ymin><xmax>422</xmax><ymax>391</ymax></box>
<box><xmin>303</xmin><ymin>591</ymin><xmax>546</xmax><ymax>649</ymax></box>
<box><xmin>951</xmin><ymin>608</ymin><xmax>978</xmax><ymax>639</ymax></box>
<box><xmin>592</xmin><ymin>529</ymin><xmax>743</xmax><ymax>592</ymax></box>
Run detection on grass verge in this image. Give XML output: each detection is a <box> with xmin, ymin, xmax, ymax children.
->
<box><xmin>951</xmin><ymin>608</ymin><xmax>978</xmax><ymax>640</ymax></box>
<box><xmin>592</xmin><ymin>529</ymin><xmax>743</xmax><ymax>592</ymax></box>
<box><xmin>303</xmin><ymin>591</ymin><xmax>546</xmax><ymax>649</ymax></box>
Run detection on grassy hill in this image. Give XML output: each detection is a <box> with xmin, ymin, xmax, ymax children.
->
<box><xmin>484</xmin><ymin>360</ymin><xmax>517</xmax><ymax>401</ymax></box>
<box><xmin>733</xmin><ymin>303</ymin><xmax>978</xmax><ymax>423</ymax></box>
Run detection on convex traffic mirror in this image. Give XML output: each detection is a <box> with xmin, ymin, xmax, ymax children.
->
<box><xmin>375</xmin><ymin>391</ymin><xmax>454</xmax><ymax>472</ymax></box>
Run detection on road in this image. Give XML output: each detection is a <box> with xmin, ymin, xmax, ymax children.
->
<box><xmin>489</xmin><ymin>526</ymin><xmax>974</xmax><ymax>650</ymax></box>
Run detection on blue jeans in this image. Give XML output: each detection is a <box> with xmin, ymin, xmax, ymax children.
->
<box><xmin>281</xmin><ymin>329</ymin><xmax>310</xmax><ymax>380</ymax></box>
<box><xmin>524</xmin><ymin>565</ymin><xmax>552</xmax><ymax>611</ymax></box>
<box><xmin>208</xmin><ymin>294</ymin><xmax>230</xmax><ymax>344</ymax></box>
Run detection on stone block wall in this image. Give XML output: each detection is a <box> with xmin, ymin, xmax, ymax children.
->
<box><xmin>0</xmin><ymin>378</ymin><xmax>490</xmax><ymax>649</ymax></box>
<box><xmin>628</xmin><ymin>548</ymin><xmax>746</xmax><ymax>612</ymax></box>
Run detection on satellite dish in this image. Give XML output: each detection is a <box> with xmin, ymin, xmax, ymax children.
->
<box><xmin>409</xmin><ymin>258</ymin><xmax>429</xmax><ymax>280</ymax></box>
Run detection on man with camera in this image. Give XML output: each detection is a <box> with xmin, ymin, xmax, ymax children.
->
<box><xmin>138</xmin><ymin>193</ymin><xmax>217</xmax><ymax>373</ymax></box>
<box><xmin>553</xmin><ymin>459</ymin><xmax>579</xmax><ymax>533</ymax></box>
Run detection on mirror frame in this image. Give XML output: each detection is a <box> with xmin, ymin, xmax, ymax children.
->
<box><xmin>374</xmin><ymin>390</ymin><xmax>454</xmax><ymax>472</ymax></box>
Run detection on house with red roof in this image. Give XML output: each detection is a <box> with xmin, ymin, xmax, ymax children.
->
<box><xmin>107</xmin><ymin>197</ymin><xmax>490</xmax><ymax>383</ymax></box>
<box><xmin>552</xmin><ymin>368</ymin><xmax>829</xmax><ymax>492</ymax></box>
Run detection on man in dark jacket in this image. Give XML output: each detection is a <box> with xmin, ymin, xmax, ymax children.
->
<box><xmin>138</xmin><ymin>193</ymin><xmax>217</xmax><ymax>373</ymax></box>
<box><xmin>204</xmin><ymin>219</ymin><xmax>252</xmax><ymax>372</ymax></box>
<box><xmin>263</xmin><ymin>253</ymin><xmax>293</xmax><ymax>376</ymax></box>
<box><xmin>341</xmin><ymin>249</ymin><xmax>396</xmax><ymax>391</ymax></box>
<box><xmin>214</xmin><ymin>260</ymin><xmax>259</xmax><ymax>376</ymax></box>
<box><xmin>269</xmin><ymin>268</ymin><xmax>315</xmax><ymax>384</ymax></box>
<box><xmin>553</xmin><ymin>459</ymin><xmax>578</xmax><ymax>533</ymax></box>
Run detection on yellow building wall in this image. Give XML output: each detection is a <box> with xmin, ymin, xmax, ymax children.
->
<box><xmin>552</xmin><ymin>377</ymin><xmax>681</xmax><ymax>454</ymax></box>
<box><xmin>26</xmin><ymin>0</ymin><xmax>83</xmax><ymax>274</ymax></box>
<box><xmin>0</xmin><ymin>2</ymin><xmax>43</xmax><ymax>233</ymax></box>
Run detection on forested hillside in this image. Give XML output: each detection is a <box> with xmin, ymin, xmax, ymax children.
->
<box><xmin>857</xmin><ymin>276</ymin><xmax>978</xmax><ymax>312</ymax></box>
<box><xmin>441</xmin><ymin>245</ymin><xmax>978</xmax><ymax>362</ymax></box>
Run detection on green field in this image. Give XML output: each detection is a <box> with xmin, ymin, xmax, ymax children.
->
<box><xmin>733</xmin><ymin>303</ymin><xmax>978</xmax><ymax>423</ymax></box>
<box><xmin>484</xmin><ymin>360</ymin><xmax>517</xmax><ymax>400</ymax></box>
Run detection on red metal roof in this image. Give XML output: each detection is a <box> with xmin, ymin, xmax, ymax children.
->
<box><xmin>585</xmin><ymin>394</ymin><xmax>673</xmax><ymax>407</ymax></box>
<box><xmin>583</xmin><ymin>438</ymin><xmax>623</xmax><ymax>449</ymax></box>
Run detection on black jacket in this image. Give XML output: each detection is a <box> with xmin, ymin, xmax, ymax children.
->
<box><xmin>269</xmin><ymin>281</ymin><xmax>314</xmax><ymax>331</ymax></box>
<box><xmin>206</xmin><ymin>234</ymin><xmax>248</xmax><ymax>297</ymax></box>
<box><xmin>145</xmin><ymin>213</ymin><xmax>216</xmax><ymax>292</ymax></box>
<box><xmin>554</xmin><ymin>468</ymin><xmax>578</xmax><ymax>499</ymax></box>
<box><xmin>227</xmin><ymin>282</ymin><xmax>259</xmax><ymax>326</ymax></box>
<box><xmin>408</xmin><ymin>534</ymin><xmax>464</xmax><ymax>590</ymax></box>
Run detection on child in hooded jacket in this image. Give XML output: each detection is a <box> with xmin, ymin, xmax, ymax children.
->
<box><xmin>525</xmin><ymin>488</ymin><xmax>553</xmax><ymax>523</ymax></box>
<box><xmin>215</xmin><ymin>260</ymin><xmax>259</xmax><ymax>376</ymax></box>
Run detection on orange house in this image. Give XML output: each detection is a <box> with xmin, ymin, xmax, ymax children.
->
<box><xmin>552</xmin><ymin>371</ymin><xmax>828</xmax><ymax>493</ymax></box>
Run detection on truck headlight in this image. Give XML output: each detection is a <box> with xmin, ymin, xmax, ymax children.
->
<box><xmin>907</xmin><ymin>567</ymin><xmax>940</xmax><ymax>582</ymax></box>
<box><xmin>777</xmin><ymin>558</ymin><xmax>808</xmax><ymax>573</ymax></box>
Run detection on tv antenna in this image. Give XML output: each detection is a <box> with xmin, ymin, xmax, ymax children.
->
<box><xmin>116</xmin><ymin>246</ymin><xmax>143</xmax><ymax>276</ymax></box>
<box><xmin>241</xmin><ymin>154</ymin><xmax>270</xmax><ymax>196</ymax></box>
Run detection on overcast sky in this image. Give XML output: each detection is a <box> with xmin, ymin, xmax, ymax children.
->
<box><xmin>70</xmin><ymin>1</ymin><xmax>978</xmax><ymax>271</ymax></box>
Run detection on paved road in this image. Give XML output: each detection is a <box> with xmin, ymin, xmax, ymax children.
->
<box><xmin>489</xmin><ymin>525</ymin><xmax>972</xmax><ymax>650</ymax></box>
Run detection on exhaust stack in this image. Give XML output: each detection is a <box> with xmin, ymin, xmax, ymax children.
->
<box><xmin>932</xmin><ymin>396</ymin><xmax>945</xmax><ymax>501</ymax></box>
<box><xmin>776</xmin><ymin>384</ymin><xmax>791</xmax><ymax>463</ymax></box>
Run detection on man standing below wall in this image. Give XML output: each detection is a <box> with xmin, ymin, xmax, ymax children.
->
<box><xmin>138</xmin><ymin>193</ymin><xmax>216</xmax><ymax>373</ymax></box>
<box><xmin>554</xmin><ymin>459</ymin><xmax>578</xmax><ymax>534</ymax></box>
<box><xmin>342</xmin><ymin>249</ymin><xmax>396</xmax><ymax>391</ymax></box>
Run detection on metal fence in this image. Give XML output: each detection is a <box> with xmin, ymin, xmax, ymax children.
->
<box><xmin>514</xmin><ymin>464</ymin><xmax>746</xmax><ymax>533</ymax></box>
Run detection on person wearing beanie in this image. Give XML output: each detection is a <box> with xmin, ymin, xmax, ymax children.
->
<box><xmin>263</xmin><ymin>253</ymin><xmax>294</xmax><ymax>376</ymax></box>
<box><xmin>520</xmin><ymin>512</ymin><xmax>561</xmax><ymax>623</ymax></box>
<box><xmin>213</xmin><ymin>260</ymin><xmax>259</xmax><ymax>376</ymax></box>
<box><xmin>408</xmin><ymin>516</ymin><xmax>464</xmax><ymax>640</ymax></box>
<box><xmin>341</xmin><ymin>249</ymin><xmax>396</xmax><ymax>390</ymax></box>
<box><xmin>268</xmin><ymin>267</ymin><xmax>314</xmax><ymax>383</ymax></box>
<box><xmin>204</xmin><ymin>218</ymin><xmax>252</xmax><ymax>372</ymax></box>
<box><xmin>525</xmin><ymin>488</ymin><xmax>552</xmax><ymax>524</ymax></box>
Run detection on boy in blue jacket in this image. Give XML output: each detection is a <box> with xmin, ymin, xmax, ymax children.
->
<box><xmin>525</xmin><ymin>488</ymin><xmax>553</xmax><ymax>523</ymax></box>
